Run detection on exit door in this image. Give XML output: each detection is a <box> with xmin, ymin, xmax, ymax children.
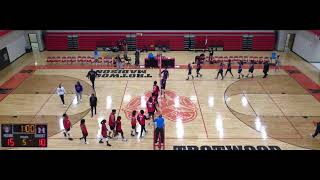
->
<box><xmin>28</xmin><ymin>33</ymin><xmax>39</xmax><ymax>52</ymax></box>
<box><xmin>285</xmin><ymin>33</ymin><xmax>295</xmax><ymax>51</ymax></box>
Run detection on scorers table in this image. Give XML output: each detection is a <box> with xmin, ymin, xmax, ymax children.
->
<box><xmin>145</xmin><ymin>55</ymin><xmax>175</xmax><ymax>68</ymax></box>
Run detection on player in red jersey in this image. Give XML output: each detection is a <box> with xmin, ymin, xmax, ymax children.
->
<box><xmin>79</xmin><ymin>119</ymin><xmax>88</xmax><ymax>144</ymax></box>
<box><xmin>62</xmin><ymin>113</ymin><xmax>73</xmax><ymax>140</ymax></box>
<box><xmin>115</xmin><ymin>116</ymin><xmax>127</xmax><ymax>141</ymax></box>
<box><xmin>137</xmin><ymin>110</ymin><xmax>148</xmax><ymax>138</ymax></box>
<box><xmin>108</xmin><ymin>109</ymin><xmax>116</xmax><ymax>138</ymax></box>
<box><xmin>99</xmin><ymin>119</ymin><xmax>111</xmax><ymax>146</ymax></box>
<box><xmin>152</xmin><ymin>81</ymin><xmax>160</xmax><ymax>103</ymax></box>
<box><xmin>131</xmin><ymin>110</ymin><xmax>138</xmax><ymax>136</ymax></box>
<box><xmin>146</xmin><ymin>97</ymin><xmax>156</xmax><ymax>123</ymax></box>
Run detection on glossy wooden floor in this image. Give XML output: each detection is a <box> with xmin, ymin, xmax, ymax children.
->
<box><xmin>1</xmin><ymin>50</ymin><xmax>320</xmax><ymax>150</ymax></box>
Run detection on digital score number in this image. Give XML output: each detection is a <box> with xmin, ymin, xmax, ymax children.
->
<box><xmin>1</xmin><ymin>124</ymin><xmax>47</xmax><ymax>147</ymax></box>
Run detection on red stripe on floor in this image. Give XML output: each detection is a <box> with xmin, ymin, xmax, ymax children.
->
<box><xmin>284</xmin><ymin>66</ymin><xmax>320</xmax><ymax>102</ymax></box>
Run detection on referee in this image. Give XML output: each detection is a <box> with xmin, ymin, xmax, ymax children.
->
<box><xmin>154</xmin><ymin>114</ymin><xmax>165</xmax><ymax>144</ymax></box>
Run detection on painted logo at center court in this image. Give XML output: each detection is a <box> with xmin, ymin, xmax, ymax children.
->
<box><xmin>123</xmin><ymin>90</ymin><xmax>198</xmax><ymax>123</ymax></box>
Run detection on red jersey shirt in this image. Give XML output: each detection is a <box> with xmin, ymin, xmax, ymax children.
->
<box><xmin>109</xmin><ymin>113</ymin><xmax>115</xmax><ymax>127</ymax></box>
<box><xmin>146</xmin><ymin>100</ymin><xmax>155</xmax><ymax>112</ymax></box>
<box><xmin>101</xmin><ymin>123</ymin><xmax>107</xmax><ymax>137</ymax></box>
<box><xmin>80</xmin><ymin>124</ymin><xmax>88</xmax><ymax>136</ymax></box>
<box><xmin>63</xmin><ymin>116</ymin><xmax>71</xmax><ymax>130</ymax></box>
<box><xmin>116</xmin><ymin>120</ymin><xmax>122</xmax><ymax>131</ymax></box>
<box><xmin>153</xmin><ymin>85</ymin><xmax>160</xmax><ymax>95</ymax></box>
<box><xmin>131</xmin><ymin>116</ymin><xmax>137</xmax><ymax>126</ymax></box>
<box><xmin>137</xmin><ymin>114</ymin><xmax>146</xmax><ymax>126</ymax></box>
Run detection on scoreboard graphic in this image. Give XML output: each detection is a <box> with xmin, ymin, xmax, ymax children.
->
<box><xmin>1</xmin><ymin>124</ymin><xmax>47</xmax><ymax>147</ymax></box>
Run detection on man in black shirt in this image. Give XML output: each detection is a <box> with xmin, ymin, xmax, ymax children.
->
<box><xmin>263</xmin><ymin>60</ymin><xmax>270</xmax><ymax>78</ymax></box>
<box><xmin>86</xmin><ymin>69</ymin><xmax>98</xmax><ymax>89</ymax></box>
<box><xmin>89</xmin><ymin>93</ymin><xmax>97</xmax><ymax>117</ymax></box>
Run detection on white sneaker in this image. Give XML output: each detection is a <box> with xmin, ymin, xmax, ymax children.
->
<box><xmin>63</xmin><ymin>104</ymin><xmax>66</xmax><ymax>107</ymax></box>
<box><xmin>122</xmin><ymin>138</ymin><xmax>127</xmax><ymax>142</ymax></box>
<box><xmin>84</xmin><ymin>142</ymin><xmax>89</xmax><ymax>144</ymax></box>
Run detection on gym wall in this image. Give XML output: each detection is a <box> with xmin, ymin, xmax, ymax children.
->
<box><xmin>292</xmin><ymin>30</ymin><xmax>320</xmax><ymax>63</ymax></box>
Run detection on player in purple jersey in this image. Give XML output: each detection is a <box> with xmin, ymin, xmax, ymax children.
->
<box><xmin>215</xmin><ymin>62</ymin><xmax>224</xmax><ymax>80</ymax></box>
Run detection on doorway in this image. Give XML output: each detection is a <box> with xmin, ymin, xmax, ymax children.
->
<box><xmin>285</xmin><ymin>33</ymin><xmax>295</xmax><ymax>51</ymax></box>
<box><xmin>28</xmin><ymin>33</ymin><xmax>39</xmax><ymax>52</ymax></box>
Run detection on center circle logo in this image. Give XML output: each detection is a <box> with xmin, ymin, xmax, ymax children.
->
<box><xmin>123</xmin><ymin>90</ymin><xmax>198</xmax><ymax>123</ymax></box>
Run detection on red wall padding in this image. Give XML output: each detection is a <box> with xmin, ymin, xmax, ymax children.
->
<box><xmin>44</xmin><ymin>31</ymin><xmax>275</xmax><ymax>51</ymax></box>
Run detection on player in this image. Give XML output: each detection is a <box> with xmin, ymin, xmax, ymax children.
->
<box><xmin>108</xmin><ymin>109</ymin><xmax>116</xmax><ymax>138</ymax></box>
<box><xmin>99</xmin><ymin>119</ymin><xmax>111</xmax><ymax>146</ymax></box>
<box><xmin>131</xmin><ymin>110</ymin><xmax>138</xmax><ymax>136</ymax></box>
<box><xmin>79</xmin><ymin>119</ymin><xmax>88</xmax><ymax>144</ymax></box>
<box><xmin>62</xmin><ymin>113</ymin><xmax>73</xmax><ymax>140</ymax></box>
<box><xmin>137</xmin><ymin>110</ymin><xmax>148</xmax><ymax>138</ymax></box>
<box><xmin>186</xmin><ymin>63</ymin><xmax>194</xmax><ymax>80</ymax></box>
<box><xmin>215</xmin><ymin>62</ymin><xmax>224</xmax><ymax>80</ymax></box>
<box><xmin>196</xmin><ymin>59</ymin><xmax>202</xmax><ymax>77</ymax></box>
<box><xmin>246</xmin><ymin>60</ymin><xmax>255</xmax><ymax>78</ymax></box>
<box><xmin>237</xmin><ymin>60</ymin><xmax>244</xmax><ymax>79</ymax></box>
<box><xmin>115</xmin><ymin>116</ymin><xmax>127</xmax><ymax>141</ymax></box>
<box><xmin>275</xmin><ymin>55</ymin><xmax>280</xmax><ymax>71</ymax></box>
<box><xmin>224</xmin><ymin>59</ymin><xmax>233</xmax><ymax>77</ymax></box>
<box><xmin>160</xmin><ymin>78</ymin><xmax>167</xmax><ymax>98</ymax></box>
<box><xmin>161</xmin><ymin>66</ymin><xmax>169</xmax><ymax>80</ymax></box>
<box><xmin>146</xmin><ymin>96</ymin><xmax>156</xmax><ymax>123</ymax></box>
<box><xmin>152</xmin><ymin>81</ymin><xmax>160</xmax><ymax>102</ymax></box>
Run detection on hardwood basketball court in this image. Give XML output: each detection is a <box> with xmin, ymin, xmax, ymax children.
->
<box><xmin>0</xmin><ymin>50</ymin><xmax>320</xmax><ymax>150</ymax></box>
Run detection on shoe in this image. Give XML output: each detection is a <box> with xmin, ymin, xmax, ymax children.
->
<box><xmin>107</xmin><ymin>143</ymin><xmax>112</xmax><ymax>146</ymax></box>
<box><xmin>68</xmin><ymin>137</ymin><xmax>73</xmax><ymax>141</ymax></box>
<box><xmin>63</xmin><ymin>132</ymin><xmax>67</xmax><ymax>137</ymax></box>
<box><xmin>122</xmin><ymin>138</ymin><xmax>127</xmax><ymax>142</ymax></box>
<box><xmin>186</xmin><ymin>78</ymin><xmax>189</xmax><ymax>80</ymax></box>
<box><xmin>99</xmin><ymin>140</ymin><xmax>103</xmax><ymax>143</ymax></box>
<box><xmin>84</xmin><ymin>142</ymin><xmax>88</xmax><ymax>144</ymax></box>
<box><xmin>237</xmin><ymin>77</ymin><xmax>240</xmax><ymax>79</ymax></box>
<box><xmin>131</xmin><ymin>134</ymin><xmax>135</xmax><ymax>136</ymax></box>
<box><xmin>242</xmin><ymin>75</ymin><xmax>244</xmax><ymax>78</ymax></box>
<box><xmin>311</xmin><ymin>134</ymin><xmax>315</xmax><ymax>138</ymax></box>
<box><xmin>63</xmin><ymin>104</ymin><xmax>66</xmax><ymax>107</ymax></box>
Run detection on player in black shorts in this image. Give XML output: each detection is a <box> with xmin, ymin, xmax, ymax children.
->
<box><xmin>215</xmin><ymin>62</ymin><xmax>224</xmax><ymax>80</ymax></box>
<box><xmin>237</xmin><ymin>60</ymin><xmax>244</xmax><ymax>79</ymax></box>
<box><xmin>160</xmin><ymin>78</ymin><xmax>166</xmax><ymax>97</ymax></box>
<box><xmin>186</xmin><ymin>63</ymin><xmax>194</xmax><ymax>80</ymax></box>
<box><xmin>224</xmin><ymin>59</ymin><xmax>233</xmax><ymax>77</ymax></box>
<box><xmin>246</xmin><ymin>60</ymin><xmax>255</xmax><ymax>78</ymax></box>
<box><xmin>196</xmin><ymin>59</ymin><xmax>202</xmax><ymax>77</ymax></box>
